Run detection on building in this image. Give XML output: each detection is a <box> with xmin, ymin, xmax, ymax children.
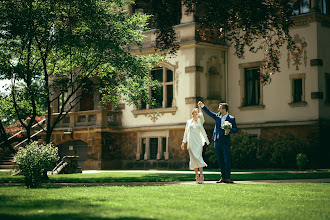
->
<box><xmin>49</xmin><ymin>0</ymin><xmax>330</xmax><ymax>170</ymax></box>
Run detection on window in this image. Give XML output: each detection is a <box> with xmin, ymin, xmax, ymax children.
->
<box><xmin>80</xmin><ymin>81</ymin><xmax>94</xmax><ymax>111</ymax></box>
<box><xmin>141</xmin><ymin>138</ymin><xmax>146</xmax><ymax>160</ymax></box>
<box><xmin>136</xmin><ymin>132</ymin><xmax>169</xmax><ymax>160</ymax></box>
<box><xmin>244</xmin><ymin>67</ymin><xmax>261</xmax><ymax>106</ymax></box>
<box><xmin>289</xmin><ymin>73</ymin><xmax>306</xmax><ymax>107</ymax></box>
<box><xmin>141</xmin><ymin>66</ymin><xmax>174</xmax><ymax>109</ymax></box>
<box><xmin>293</xmin><ymin>79</ymin><xmax>303</xmax><ymax>103</ymax></box>
<box><xmin>149</xmin><ymin>138</ymin><xmax>158</xmax><ymax>159</ymax></box>
<box><xmin>239</xmin><ymin>62</ymin><xmax>264</xmax><ymax>110</ymax></box>
<box><xmin>326</xmin><ymin>73</ymin><xmax>330</xmax><ymax>103</ymax></box>
<box><xmin>58</xmin><ymin>91</ymin><xmax>68</xmax><ymax>112</ymax></box>
<box><xmin>292</xmin><ymin>0</ymin><xmax>311</xmax><ymax>15</ymax></box>
<box><xmin>319</xmin><ymin>0</ymin><xmax>330</xmax><ymax>15</ymax></box>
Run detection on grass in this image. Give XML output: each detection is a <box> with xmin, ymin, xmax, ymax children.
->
<box><xmin>0</xmin><ymin>183</ymin><xmax>329</xmax><ymax>219</ymax></box>
<box><xmin>0</xmin><ymin>170</ymin><xmax>330</xmax><ymax>184</ymax></box>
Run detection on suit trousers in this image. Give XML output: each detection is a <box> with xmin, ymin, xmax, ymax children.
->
<box><xmin>214</xmin><ymin>139</ymin><xmax>231</xmax><ymax>179</ymax></box>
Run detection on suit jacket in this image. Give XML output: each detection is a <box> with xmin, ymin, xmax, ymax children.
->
<box><xmin>202</xmin><ymin>105</ymin><xmax>238</xmax><ymax>143</ymax></box>
<box><xmin>182</xmin><ymin>108</ymin><xmax>210</xmax><ymax>148</ymax></box>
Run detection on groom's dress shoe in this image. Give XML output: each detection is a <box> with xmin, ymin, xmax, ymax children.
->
<box><xmin>216</xmin><ymin>179</ymin><xmax>224</xmax><ymax>183</ymax></box>
<box><xmin>223</xmin><ymin>179</ymin><xmax>234</xmax><ymax>184</ymax></box>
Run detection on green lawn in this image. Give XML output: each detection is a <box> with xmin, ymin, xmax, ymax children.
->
<box><xmin>0</xmin><ymin>183</ymin><xmax>329</xmax><ymax>220</ymax></box>
<box><xmin>1</xmin><ymin>170</ymin><xmax>330</xmax><ymax>183</ymax></box>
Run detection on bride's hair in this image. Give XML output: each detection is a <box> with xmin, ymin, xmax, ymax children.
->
<box><xmin>191</xmin><ymin>108</ymin><xmax>199</xmax><ymax>115</ymax></box>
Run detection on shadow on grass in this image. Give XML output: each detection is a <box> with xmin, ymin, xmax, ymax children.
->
<box><xmin>0</xmin><ymin>214</ymin><xmax>152</xmax><ymax>220</ymax></box>
<box><xmin>0</xmin><ymin>194</ymin><xmax>153</xmax><ymax>220</ymax></box>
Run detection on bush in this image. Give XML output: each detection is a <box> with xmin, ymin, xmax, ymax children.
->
<box><xmin>203</xmin><ymin>144</ymin><xmax>218</xmax><ymax>169</ymax></box>
<box><xmin>203</xmin><ymin>133</ymin><xmax>312</xmax><ymax>169</ymax></box>
<box><xmin>296</xmin><ymin>153</ymin><xmax>309</xmax><ymax>170</ymax></box>
<box><xmin>266</xmin><ymin>134</ymin><xmax>311</xmax><ymax>169</ymax></box>
<box><xmin>13</xmin><ymin>141</ymin><xmax>59</xmax><ymax>188</ymax></box>
<box><xmin>203</xmin><ymin>133</ymin><xmax>261</xmax><ymax>169</ymax></box>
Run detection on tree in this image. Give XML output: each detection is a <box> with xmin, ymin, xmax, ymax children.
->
<box><xmin>136</xmin><ymin>0</ymin><xmax>297</xmax><ymax>84</ymax></box>
<box><xmin>0</xmin><ymin>0</ymin><xmax>160</xmax><ymax>145</ymax></box>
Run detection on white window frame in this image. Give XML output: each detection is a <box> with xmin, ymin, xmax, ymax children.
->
<box><xmin>136</xmin><ymin>131</ymin><xmax>169</xmax><ymax>161</ymax></box>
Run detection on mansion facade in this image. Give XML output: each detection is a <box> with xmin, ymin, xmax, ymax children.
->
<box><xmin>49</xmin><ymin>0</ymin><xmax>330</xmax><ymax>170</ymax></box>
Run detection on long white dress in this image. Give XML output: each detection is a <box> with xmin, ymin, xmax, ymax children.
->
<box><xmin>182</xmin><ymin>108</ymin><xmax>210</xmax><ymax>170</ymax></box>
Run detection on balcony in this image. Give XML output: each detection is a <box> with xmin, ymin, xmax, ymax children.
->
<box><xmin>51</xmin><ymin>109</ymin><xmax>122</xmax><ymax>129</ymax></box>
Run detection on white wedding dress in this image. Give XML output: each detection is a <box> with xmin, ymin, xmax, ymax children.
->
<box><xmin>187</xmin><ymin>121</ymin><xmax>208</xmax><ymax>170</ymax></box>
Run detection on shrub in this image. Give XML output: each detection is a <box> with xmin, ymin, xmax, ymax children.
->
<box><xmin>13</xmin><ymin>141</ymin><xmax>59</xmax><ymax>188</ymax></box>
<box><xmin>296</xmin><ymin>153</ymin><xmax>309</xmax><ymax>170</ymax></box>
<box><xmin>203</xmin><ymin>144</ymin><xmax>218</xmax><ymax>169</ymax></box>
<box><xmin>267</xmin><ymin>134</ymin><xmax>311</xmax><ymax>169</ymax></box>
<box><xmin>203</xmin><ymin>133</ymin><xmax>261</xmax><ymax>169</ymax></box>
<box><xmin>203</xmin><ymin>133</ymin><xmax>312</xmax><ymax>169</ymax></box>
<box><xmin>231</xmin><ymin>133</ymin><xmax>260</xmax><ymax>169</ymax></box>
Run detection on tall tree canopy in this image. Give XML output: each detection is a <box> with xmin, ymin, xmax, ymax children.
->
<box><xmin>137</xmin><ymin>0</ymin><xmax>296</xmax><ymax>84</ymax></box>
<box><xmin>0</xmin><ymin>0</ymin><xmax>160</xmax><ymax>144</ymax></box>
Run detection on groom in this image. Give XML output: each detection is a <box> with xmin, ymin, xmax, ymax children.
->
<box><xmin>198</xmin><ymin>101</ymin><xmax>238</xmax><ymax>183</ymax></box>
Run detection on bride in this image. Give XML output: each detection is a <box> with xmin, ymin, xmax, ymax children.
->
<box><xmin>181</xmin><ymin>105</ymin><xmax>210</xmax><ymax>183</ymax></box>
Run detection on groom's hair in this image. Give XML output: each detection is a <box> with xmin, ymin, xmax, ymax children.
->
<box><xmin>219</xmin><ymin>103</ymin><xmax>229</xmax><ymax>111</ymax></box>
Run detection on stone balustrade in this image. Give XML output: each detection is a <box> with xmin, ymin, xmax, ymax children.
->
<box><xmin>51</xmin><ymin>109</ymin><xmax>122</xmax><ymax>129</ymax></box>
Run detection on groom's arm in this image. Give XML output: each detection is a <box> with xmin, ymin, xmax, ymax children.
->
<box><xmin>198</xmin><ymin>101</ymin><xmax>217</xmax><ymax>120</ymax></box>
<box><xmin>230</xmin><ymin>117</ymin><xmax>238</xmax><ymax>134</ymax></box>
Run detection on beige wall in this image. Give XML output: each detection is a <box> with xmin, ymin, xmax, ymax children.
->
<box><xmin>228</xmin><ymin>15</ymin><xmax>325</xmax><ymax>128</ymax></box>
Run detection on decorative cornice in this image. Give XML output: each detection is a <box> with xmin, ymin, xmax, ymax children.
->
<box><xmin>131</xmin><ymin>107</ymin><xmax>178</xmax><ymax>122</ymax></box>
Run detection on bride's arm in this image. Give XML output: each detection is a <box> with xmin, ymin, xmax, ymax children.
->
<box><xmin>182</xmin><ymin>120</ymin><xmax>189</xmax><ymax>143</ymax></box>
<box><xmin>198</xmin><ymin>106</ymin><xmax>205</xmax><ymax>124</ymax></box>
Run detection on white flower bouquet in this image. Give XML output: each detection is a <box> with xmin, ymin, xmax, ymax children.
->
<box><xmin>221</xmin><ymin>121</ymin><xmax>232</xmax><ymax>135</ymax></box>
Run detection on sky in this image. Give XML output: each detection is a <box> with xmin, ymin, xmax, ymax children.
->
<box><xmin>0</xmin><ymin>79</ymin><xmax>11</xmax><ymax>93</ymax></box>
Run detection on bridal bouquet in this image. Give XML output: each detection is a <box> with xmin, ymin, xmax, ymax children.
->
<box><xmin>221</xmin><ymin>121</ymin><xmax>232</xmax><ymax>135</ymax></box>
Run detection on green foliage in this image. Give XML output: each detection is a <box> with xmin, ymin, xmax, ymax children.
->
<box><xmin>13</xmin><ymin>141</ymin><xmax>59</xmax><ymax>188</ymax></box>
<box><xmin>231</xmin><ymin>133</ymin><xmax>260</xmax><ymax>169</ymax></box>
<box><xmin>203</xmin><ymin>144</ymin><xmax>218</xmax><ymax>169</ymax></box>
<box><xmin>296</xmin><ymin>153</ymin><xmax>309</xmax><ymax>170</ymax></box>
<box><xmin>0</xmin><ymin>85</ymin><xmax>46</xmax><ymax>125</ymax></box>
<box><xmin>204</xmin><ymin>133</ymin><xmax>313</xmax><ymax>169</ymax></box>
<box><xmin>0</xmin><ymin>0</ymin><xmax>164</xmax><ymax>143</ymax></box>
<box><xmin>136</xmin><ymin>0</ymin><xmax>297</xmax><ymax>83</ymax></box>
<box><xmin>259</xmin><ymin>134</ymin><xmax>312</xmax><ymax>168</ymax></box>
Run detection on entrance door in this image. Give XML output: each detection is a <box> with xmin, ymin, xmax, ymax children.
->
<box><xmin>57</xmin><ymin>140</ymin><xmax>88</xmax><ymax>169</ymax></box>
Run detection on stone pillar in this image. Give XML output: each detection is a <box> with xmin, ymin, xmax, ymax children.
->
<box><xmin>157</xmin><ymin>137</ymin><xmax>162</xmax><ymax>160</ymax></box>
<box><xmin>164</xmin><ymin>136</ymin><xmax>169</xmax><ymax>160</ymax></box>
<box><xmin>144</xmin><ymin>138</ymin><xmax>150</xmax><ymax>160</ymax></box>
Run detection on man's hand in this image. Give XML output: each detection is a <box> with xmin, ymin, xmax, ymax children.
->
<box><xmin>198</xmin><ymin>101</ymin><xmax>203</xmax><ymax>106</ymax></box>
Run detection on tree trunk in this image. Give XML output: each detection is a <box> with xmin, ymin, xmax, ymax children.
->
<box><xmin>0</xmin><ymin>120</ymin><xmax>16</xmax><ymax>154</ymax></box>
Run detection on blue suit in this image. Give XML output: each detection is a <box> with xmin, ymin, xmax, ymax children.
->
<box><xmin>202</xmin><ymin>105</ymin><xmax>238</xmax><ymax>179</ymax></box>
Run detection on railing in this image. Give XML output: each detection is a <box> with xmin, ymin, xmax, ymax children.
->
<box><xmin>0</xmin><ymin>119</ymin><xmax>46</xmax><ymax>149</ymax></box>
<box><xmin>51</xmin><ymin>109</ymin><xmax>122</xmax><ymax>128</ymax></box>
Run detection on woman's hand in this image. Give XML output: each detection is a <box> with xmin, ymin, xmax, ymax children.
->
<box><xmin>180</xmin><ymin>143</ymin><xmax>185</xmax><ymax>151</ymax></box>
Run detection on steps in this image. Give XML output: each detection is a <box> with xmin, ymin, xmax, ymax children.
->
<box><xmin>0</xmin><ymin>154</ymin><xmax>18</xmax><ymax>170</ymax></box>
